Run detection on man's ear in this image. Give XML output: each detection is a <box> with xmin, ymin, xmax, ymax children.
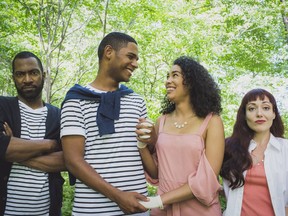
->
<box><xmin>43</xmin><ymin>71</ymin><xmax>46</xmax><ymax>79</ymax></box>
<box><xmin>12</xmin><ymin>73</ymin><xmax>15</xmax><ymax>81</ymax></box>
<box><xmin>104</xmin><ymin>45</ymin><xmax>114</xmax><ymax>60</ymax></box>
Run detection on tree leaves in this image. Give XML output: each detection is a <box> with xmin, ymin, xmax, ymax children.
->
<box><xmin>0</xmin><ymin>0</ymin><xmax>287</xmax><ymax>135</ymax></box>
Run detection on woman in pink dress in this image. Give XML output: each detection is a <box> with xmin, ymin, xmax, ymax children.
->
<box><xmin>136</xmin><ymin>56</ymin><xmax>225</xmax><ymax>215</ymax></box>
<box><xmin>221</xmin><ymin>89</ymin><xmax>288</xmax><ymax>216</ymax></box>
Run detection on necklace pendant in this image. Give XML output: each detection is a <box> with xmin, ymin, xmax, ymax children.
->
<box><xmin>174</xmin><ymin>121</ymin><xmax>187</xmax><ymax>129</ymax></box>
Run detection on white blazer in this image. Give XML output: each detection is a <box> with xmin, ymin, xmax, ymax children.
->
<box><xmin>223</xmin><ymin>134</ymin><xmax>288</xmax><ymax>216</ymax></box>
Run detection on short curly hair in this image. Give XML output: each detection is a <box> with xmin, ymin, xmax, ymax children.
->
<box><xmin>12</xmin><ymin>51</ymin><xmax>43</xmax><ymax>74</ymax></box>
<box><xmin>98</xmin><ymin>32</ymin><xmax>137</xmax><ymax>61</ymax></box>
<box><xmin>160</xmin><ymin>56</ymin><xmax>222</xmax><ymax>117</ymax></box>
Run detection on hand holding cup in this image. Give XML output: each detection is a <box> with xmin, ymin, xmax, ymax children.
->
<box><xmin>136</xmin><ymin>119</ymin><xmax>154</xmax><ymax>148</ymax></box>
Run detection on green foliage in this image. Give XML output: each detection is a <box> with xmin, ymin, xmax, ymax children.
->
<box><xmin>61</xmin><ymin>172</ymin><xmax>74</xmax><ymax>216</ymax></box>
<box><xmin>1</xmin><ymin>1</ymin><xmax>288</xmax><ymax>214</ymax></box>
<box><xmin>147</xmin><ymin>183</ymin><xmax>157</xmax><ymax>196</ymax></box>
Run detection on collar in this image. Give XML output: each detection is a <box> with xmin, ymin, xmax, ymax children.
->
<box><xmin>248</xmin><ymin>133</ymin><xmax>281</xmax><ymax>153</ymax></box>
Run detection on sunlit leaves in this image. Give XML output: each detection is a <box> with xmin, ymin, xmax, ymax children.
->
<box><xmin>0</xmin><ymin>0</ymin><xmax>287</xmax><ymax>131</ymax></box>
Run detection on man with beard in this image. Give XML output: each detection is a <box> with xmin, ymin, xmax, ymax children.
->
<box><xmin>61</xmin><ymin>32</ymin><xmax>150</xmax><ymax>215</ymax></box>
<box><xmin>0</xmin><ymin>51</ymin><xmax>65</xmax><ymax>216</ymax></box>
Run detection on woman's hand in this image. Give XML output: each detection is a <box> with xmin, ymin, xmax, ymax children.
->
<box><xmin>136</xmin><ymin>118</ymin><xmax>157</xmax><ymax>150</ymax></box>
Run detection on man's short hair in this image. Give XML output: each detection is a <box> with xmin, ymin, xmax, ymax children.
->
<box><xmin>98</xmin><ymin>32</ymin><xmax>137</xmax><ymax>60</ymax></box>
<box><xmin>12</xmin><ymin>51</ymin><xmax>44</xmax><ymax>73</ymax></box>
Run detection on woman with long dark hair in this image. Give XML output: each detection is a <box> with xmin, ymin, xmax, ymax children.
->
<box><xmin>136</xmin><ymin>56</ymin><xmax>225</xmax><ymax>215</ymax></box>
<box><xmin>221</xmin><ymin>88</ymin><xmax>288</xmax><ymax>216</ymax></box>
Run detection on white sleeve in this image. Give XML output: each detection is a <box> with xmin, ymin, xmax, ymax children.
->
<box><xmin>284</xmin><ymin>139</ymin><xmax>288</xmax><ymax>207</ymax></box>
<box><xmin>60</xmin><ymin>99</ymin><xmax>86</xmax><ymax>138</ymax></box>
<box><xmin>223</xmin><ymin>178</ymin><xmax>230</xmax><ymax>200</ymax></box>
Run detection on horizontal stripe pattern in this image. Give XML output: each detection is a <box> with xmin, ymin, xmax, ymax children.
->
<box><xmin>61</xmin><ymin>88</ymin><xmax>148</xmax><ymax>215</ymax></box>
<box><xmin>5</xmin><ymin>101</ymin><xmax>49</xmax><ymax>216</ymax></box>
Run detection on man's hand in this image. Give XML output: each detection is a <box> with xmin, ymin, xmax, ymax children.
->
<box><xmin>115</xmin><ymin>191</ymin><xmax>148</xmax><ymax>214</ymax></box>
<box><xmin>3</xmin><ymin>122</ymin><xmax>13</xmax><ymax>136</ymax></box>
<box><xmin>47</xmin><ymin>139</ymin><xmax>61</xmax><ymax>153</ymax></box>
<box><xmin>3</xmin><ymin>122</ymin><xmax>60</xmax><ymax>153</ymax></box>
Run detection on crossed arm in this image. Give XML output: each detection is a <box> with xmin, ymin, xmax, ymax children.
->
<box><xmin>2</xmin><ymin>122</ymin><xmax>66</xmax><ymax>172</ymax></box>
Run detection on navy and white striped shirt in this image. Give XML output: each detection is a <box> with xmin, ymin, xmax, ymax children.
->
<box><xmin>61</xmin><ymin>85</ymin><xmax>149</xmax><ymax>216</ymax></box>
<box><xmin>5</xmin><ymin>101</ymin><xmax>49</xmax><ymax>216</ymax></box>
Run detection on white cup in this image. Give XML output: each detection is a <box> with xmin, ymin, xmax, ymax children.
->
<box><xmin>139</xmin><ymin>119</ymin><xmax>153</xmax><ymax>139</ymax></box>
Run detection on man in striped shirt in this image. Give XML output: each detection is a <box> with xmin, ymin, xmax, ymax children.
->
<box><xmin>61</xmin><ymin>32</ymin><xmax>149</xmax><ymax>215</ymax></box>
<box><xmin>0</xmin><ymin>51</ymin><xmax>65</xmax><ymax>215</ymax></box>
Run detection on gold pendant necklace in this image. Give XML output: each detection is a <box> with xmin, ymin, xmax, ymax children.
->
<box><xmin>174</xmin><ymin>121</ymin><xmax>188</xmax><ymax>129</ymax></box>
<box><xmin>173</xmin><ymin>114</ymin><xmax>196</xmax><ymax>129</ymax></box>
<box><xmin>251</xmin><ymin>152</ymin><xmax>264</xmax><ymax>165</ymax></box>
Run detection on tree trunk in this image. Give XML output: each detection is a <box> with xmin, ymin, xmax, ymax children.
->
<box><xmin>280</xmin><ymin>0</ymin><xmax>288</xmax><ymax>41</ymax></box>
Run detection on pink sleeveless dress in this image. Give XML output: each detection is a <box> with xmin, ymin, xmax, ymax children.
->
<box><xmin>151</xmin><ymin>114</ymin><xmax>222</xmax><ymax>216</ymax></box>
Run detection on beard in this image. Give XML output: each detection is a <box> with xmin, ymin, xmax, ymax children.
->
<box><xmin>16</xmin><ymin>80</ymin><xmax>44</xmax><ymax>102</ymax></box>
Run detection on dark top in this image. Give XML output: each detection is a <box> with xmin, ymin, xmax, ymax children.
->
<box><xmin>0</xmin><ymin>96</ymin><xmax>64</xmax><ymax>216</ymax></box>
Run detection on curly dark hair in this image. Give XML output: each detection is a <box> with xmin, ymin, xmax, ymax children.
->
<box><xmin>220</xmin><ymin>88</ymin><xmax>284</xmax><ymax>189</ymax></box>
<box><xmin>160</xmin><ymin>56</ymin><xmax>222</xmax><ymax>117</ymax></box>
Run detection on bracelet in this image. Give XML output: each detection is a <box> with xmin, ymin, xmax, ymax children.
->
<box><xmin>137</xmin><ymin>141</ymin><xmax>147</xmax><ymax>149</ymax></box>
